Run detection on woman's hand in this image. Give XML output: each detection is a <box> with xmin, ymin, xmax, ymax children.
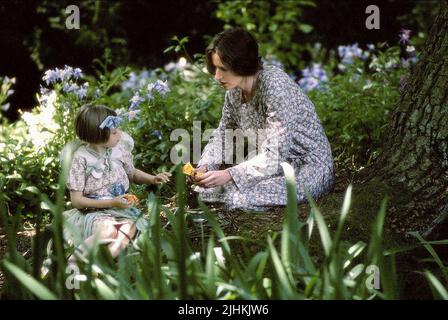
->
<box><xmin>190</xmin><ymin>165</ymin><xmax>207</xmax><ymax>183</ymax></box>
<box><xmin>195</xmin><ymin>169</ymin><xmax>232</xmax><ymax>188</ymax></box>
<box><xmin>153</xmin><ymin>172</ymin><xmax>172</xmax><ymax>185</ymax></box>
<box><xmin>113</xmin><ymin>195</ymin><xmax>134</xmax><ymax>209</ymax></box>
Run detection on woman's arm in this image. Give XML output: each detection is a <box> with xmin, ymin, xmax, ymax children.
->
<box><xmin>70</xmin><ymin>191</ymin><xmax>131</xmax><ymax>209</ymax></box>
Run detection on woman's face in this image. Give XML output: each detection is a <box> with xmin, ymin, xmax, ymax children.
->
<box><xmin>211</xmin><ymin>52</ymin><xmax>243</xmax><ymax>90</ymax></box>
<box><xmin>104</xmin><ymin>128</ymin><xmax>121</xmax><ymax>148</ymax></box>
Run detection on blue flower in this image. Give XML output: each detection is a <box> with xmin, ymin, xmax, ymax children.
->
<box><xmin>164</xmin><ymin>57</ymin><xmax>187</xmax><ymax>72</ymax></box>
<box><xmin>298</xmin><ymin>77</ymin><xmax>319</xmax><ymax>92</ymax></box>
<box><xmin>262</xmin><ymin>54</ymin><xmax>284</xmax><ymax>69</ymax></box>
<box><xmin>338</xmin><ymin>43</ymin><xmax>364</xmax><ymax>64</ymax></box>
<box><xmin>129</xmin><ymin>91</ymin><xmax>143</xmax><ymax>110</ymax></box>
<box><xmin>62</xmin><ymin>82</ymin><xmax>78</xmax><ymax>93</ymax></box>
<box><xmin>73</xmin><ymin>68</ymin><xmax>83</xmax><ymax>79</ymax></box>
<box><xmin>128</xmin><ymin>109</ymin><xmax>141</xmax><ymax>121</ymax></box>
<box><xmin>42</xmin><ymin>69</ymin><xmax>61</xmax><ymax>85</ymax></box>
<box><xmin>122</xmin><ymin>72</ymin><xmax>138</xmax><ymax>90</ymax></box>
<box><xmin>298</xmin><ymin>63</ymin><xmax>328</xmax><ymax>92</ymax></box>
<box><xmin>42</xmin><ymin>65</ymin><xmax>83</xmax><ymax>85</ymax></box>
<box><xmin>147</xmin><ymin>79</ymin><xmax>170</xmax><ymax>99</ymax></box>
<box><xmin>121</xmin><ymin>70</ymin><xmax>152</xmax><ymax>91</ymax></box>
<box><xmin>153</xmin><ymin>130</ymin><xmax>162</xmax><ymax>140</ymax></box>
<box><xmin>399</xmin><ymin>29</ymin><xmax>411</xmax><ymax>45</ymax></box>
<box><xmin>74</xmin><ymin>82</ymin><xmax>89</xmax><ymax>99</ymax></box>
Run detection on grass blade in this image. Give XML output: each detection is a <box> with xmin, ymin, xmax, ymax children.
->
<box><xmin>424</xmin><ymin>270</ymin><xmax>448</xmax><ymax>300</ymax></box>
<box><xmin>2</xmin><ymin>260</ymin><xmax>57</xmax><ymax>300</ymax></box>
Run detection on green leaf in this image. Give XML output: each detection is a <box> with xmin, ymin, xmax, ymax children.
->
<box><xmin>424</xmin><ymin>271</ymin><xmax>448</xmax><ymax>300</ymax></box>
<box><xmin>24</xmin><ymin>186</ymin><xmax>40</xmax><ymax>194</ymax></box>
<box><xmin>2</xmin><ymin>260</ymin><xmax>57</xmax><ymax>300</ymax></box>
<box><xmin>299</xmin><ymin>24</ymin><xmax>314</xmax><ymax>33</ymax></box>
<box><xmin>94</xmin><ymin>278</ymin><xmax>118</xmax><ymax>300</ymax></box>
<box><xmin>267</xmin><ymin>235</ymin><xmax>295</xmax><ymax>298</ymax></box>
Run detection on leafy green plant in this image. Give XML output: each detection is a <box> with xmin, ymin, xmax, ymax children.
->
<box><xmin>215</xmin><ymin>0</ymin><xmax>316</xmax><ymax>70</ymax></box>
<box><xmin>2</xmin><ymin>160</ymin><xmax>446</xmax><ymax>300</ymax></box>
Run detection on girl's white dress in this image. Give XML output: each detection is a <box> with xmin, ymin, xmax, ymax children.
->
<box><xmin>62</xmin><ymin>133</ymin><xmax>147</xmax><ymax>246</ymax></box>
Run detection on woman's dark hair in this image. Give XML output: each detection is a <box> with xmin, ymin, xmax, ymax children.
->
<box><xmin>75</xmin><ymin>104</ymin><xmax>117</xmax><ymax>144</ymax></box>
<box><xmin>206</xmin><ymin>28</ymin><xmax>262</xmax><ymax>76</ymax></box>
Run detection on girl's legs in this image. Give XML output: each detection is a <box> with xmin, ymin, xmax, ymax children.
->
<box><xmin>78</xmin><ymin>219</ymin><xmax>136</xmax><ymax>259</ymax></box>
<box><xmin>107</xmin><ymin>222</ymin><xmax>137</xmax><ymax>258</ymax></box>
<box><xmin>68</xmin><ymin>219</ymin><xmax>118</xmax><ymax>262</ymax></box>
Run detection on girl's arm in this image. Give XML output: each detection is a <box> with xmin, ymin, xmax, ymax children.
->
<box><xmin>70</xmin><ymin>191</ymin><xmax>131</xmax><ymax>210</ymax></box>
<box><xmin>131</xmin><ymin>169</ymin><xmax>171</xmax><ymax>185</ymax></box>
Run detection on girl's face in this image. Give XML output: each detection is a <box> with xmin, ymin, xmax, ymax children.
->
<box><xmin>104</xmin><ymin>128</ymin><xmax>121</xmax><ymax>148</ymax></box>
<box><xmin>211</xmin><ymin>52</ymin><xmax>243</xmax><ymax>90</ymax></box>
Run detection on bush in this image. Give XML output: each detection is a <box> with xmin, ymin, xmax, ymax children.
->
<box><xmin>0</xmin><ymin>48</ymin><xmax>223</xmax><ymax>219</ymax></box>
<box><xmin>298</xmin><ymin>32</ymin><xmax>420</xmax><ymax>169</ymax></box>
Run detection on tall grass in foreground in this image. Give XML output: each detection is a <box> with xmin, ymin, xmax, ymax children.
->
<box><xmin>1</xmin><ymin>162</ymin><xmax>447</xmax><ymax>299</ymax></box>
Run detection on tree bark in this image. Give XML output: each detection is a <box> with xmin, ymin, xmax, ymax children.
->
<box><xmin>364</xmin><ymin>0</ymin><xmax>448</xmax><ymax>237</ymax></box>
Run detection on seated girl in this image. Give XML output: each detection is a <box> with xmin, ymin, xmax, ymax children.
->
<box><xmin>63</xmin><ymin>104</ymin><xmax>171</xmax><ymax>259</ymax></box>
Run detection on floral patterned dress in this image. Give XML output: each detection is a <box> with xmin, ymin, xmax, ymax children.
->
<box><xmin>195</xmin><ymin>65</ymin><xmax>335</xmax><ymax>211</ymax></box>
<box><xmin>62</xmin><ymin>133</ymin><xmax>147</xmax><ymax>246</ymax></box>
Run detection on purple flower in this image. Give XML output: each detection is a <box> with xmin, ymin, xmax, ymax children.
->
<box><xmin>399</xmin><ymin>29</ymin><xmax>411</xmax><ymax>45</ymax></box>
<box><xmin>62</xmin><ymin>82</ymin><xmax>78</xmax><ymax>93</ymax></box>
<box><xmin>73</xmin><ymin>68</ymin><xmax>83</xmax><ymax>79</ymax></box>
<box><xmin>338</xmin><ymin>43</ymin><xmax>364</xmax><ymax>64</ymax></box>
<box><xmin>42</xmin><ymin>65</ymin><xmax>83</xmax><ymax>85</ymax></box>
<box><xmin>39</xmin><ymin>85</ymin><xmax>49</xmax><ymax>95</ymax></box>
<box><xmin>129</xmin><ymin>91</ymin><xmax>143</xmax><ymax>110</ymax></box>
<box><xmin>401</xmin><ymin>56</ymin><xmax>418</xmax><ymax>68</ymax></box>
<box><xmin>298</xmin><ymin>63</ymin><xmax>328</xmax><ymax>92</ymax></box>
<box><xmin>147</xmin><ymin>80</ymin><xmax>170</xmax><ymax>98</ymax></box>
<box><xmin>122</xmin><ymin>72</ymin><xmax>138</xmax><ymax>90</ymax></box>
<box><xmin>74</xmin><ymin>82</ymin><xmax>89</xmax><ymax>99</ymax></box>
<box><xmin>121</xmin><ymin>70</ymin><xmax>152</xmax><ymax>91</ymax></box>
<box><xmin>128</xmin><ymin>109</ymin><xmax>141</xmax><ymax>121</ymax></box>
<box><xmin>263</xmin><ymin>54</ymin><xmax>284</xmax><ymax>69</ymax></box>
<box><xmin>164</xmin><ymin>57</ymin><xmax>187</xmax><ymax>72</ymax></box>
<box><xmin>401</xmin><ymin>58</ymin><xmax>410</xmax><ymax>68</ymax></box>
<box><xmin>42</xmin><ymin>69</ymin><xmax>61</xmax><ymax>85</ymax></box>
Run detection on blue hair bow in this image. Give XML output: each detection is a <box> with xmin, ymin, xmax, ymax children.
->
<box><xmin>99</xmin><ymin>115</ymin><xmax>123</xmax><ymax>129</ymax></box>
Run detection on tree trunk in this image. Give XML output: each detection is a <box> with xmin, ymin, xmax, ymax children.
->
<box><xmin>364</xmin><ymin>0</ymin><xmax>448</xmax><ymax>237</ymax></box>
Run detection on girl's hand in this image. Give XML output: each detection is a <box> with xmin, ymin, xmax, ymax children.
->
<box><xmin>153</xmin><ymin>172</ymin><xmax>172</xmax><ymax>185</ymax></box>
<box><xmin>113</xmin><ymin>195</ymin><xmax>134</xmax><ymax>209</ymax></box>
<box><xmin>195</xmin><ymin>169</ymin><xmax>232</xmax><ymax>188</ymax></box>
